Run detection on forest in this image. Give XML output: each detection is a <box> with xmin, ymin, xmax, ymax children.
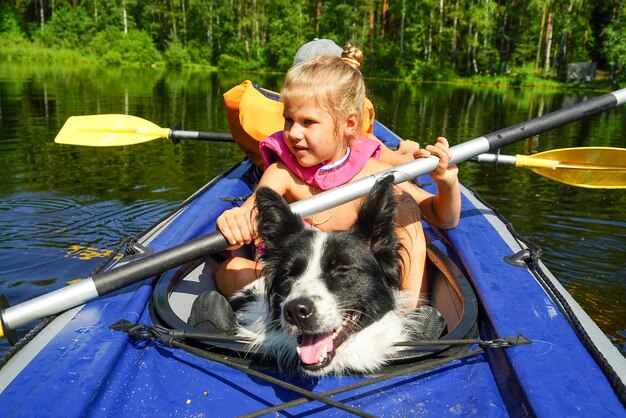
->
<box><xmin>1</xmin><ymin>0</ymin><xmax>626</xmax><ymax>84</ymax></box>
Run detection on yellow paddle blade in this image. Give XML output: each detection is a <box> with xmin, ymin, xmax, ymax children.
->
<box><xmin>515</xmin><ymin>147</ymin><xmax>626</xmax><ymax>189</ymax></box>
<box><xmin>55</xmin><ymin>114</ymin><xmax>171</xmax><ymax>146</ymax></box>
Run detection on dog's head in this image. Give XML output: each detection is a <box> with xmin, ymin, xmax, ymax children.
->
<box><xmin>254</xmin><ymin>175</ymin><xmax>402</xmax><ymax>374</ymax></box>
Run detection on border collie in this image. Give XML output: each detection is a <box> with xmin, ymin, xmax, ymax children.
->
<box><xmin>231</xmin><ymin>175</ymin><xmax>441</xmax><ymax>376</ymax></box>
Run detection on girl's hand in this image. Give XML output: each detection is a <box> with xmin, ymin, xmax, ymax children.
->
<box><xmin>397</xmin><ymin>139</ymin><xmax>420</xmax><ymax>156</ymax></box>
<box><xmin>216</xmin><ymin>206</ymin><xmax>257</xmax><ymax>248</ymax></box>
<box><xmin>412</xmin><ymin>137</ymin><xmax>459</xmax><ymax>187</ymax></box>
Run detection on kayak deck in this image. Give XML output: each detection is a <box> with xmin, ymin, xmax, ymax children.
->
<box><xmin>0</xmin><ymin>124</ymin><xmax>624</xmax><ymax>417</ymax></box>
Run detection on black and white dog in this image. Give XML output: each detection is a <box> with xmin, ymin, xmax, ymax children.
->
<box><xmin>231</xmin><ymin>175</ymin><xmax>441</xmax><ymax>376</ymax></box>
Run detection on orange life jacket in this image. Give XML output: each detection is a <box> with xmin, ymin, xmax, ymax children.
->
<box><xmin>223</xmin><ymin>80</ymin><xmax>375</xmax><ymax>167</ymax></box>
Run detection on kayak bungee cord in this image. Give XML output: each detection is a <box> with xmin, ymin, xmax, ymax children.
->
<box><xmin>0</xmin><ymin>314</ymin><xmax>56</xmax><ymax>369</ymax></box>
<box><xmin>110</xmin><ymin>320</ymin><xmax>375</xmax><ymax>418</ymax></box>
<box><xmin>464</xmin><ymin>184</ymin><xmax>626</xmax><ymax>407</ymax></box>
<box><xmin>520</xmin><ymin>240</ymin><xmax>626</xmax><ymax>406</ymax></box>
<box><xmin>243</xmin><ymin>341</ymin><xmax>527</xmax><ymax>418</ymax></box>
<box><xmin>110</xmin><ymin>319</ymin><xmax>531</xmax><ymax>417</ymax></box>
<box><xmin>232</xmin><ymin>338</ymin><xmax>530</xmax><ymax>418</ymax></box>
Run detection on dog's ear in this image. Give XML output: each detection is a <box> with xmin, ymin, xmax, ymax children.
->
<box><xmin>353</xmin><ymin>175</ymin><xmax>401</xmax><ymax>283</ymax></box>
<box><xmin>255</xmin><ymin>186</ymin><xmax>304</xmax><ymax>247</ymax></box>
<box><xmin>354</xmin><ymin>174</ymin><xmax>398</xmax><ymax>247</ymax></box>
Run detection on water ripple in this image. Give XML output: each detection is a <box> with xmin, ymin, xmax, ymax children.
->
<box><xmin>0</xmin><ymin>192</ymin><xmax>177</xmax><ymax>249</ymax></box>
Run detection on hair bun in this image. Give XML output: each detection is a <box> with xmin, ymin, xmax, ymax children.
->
<box><xmin>341</xmin><ymin>57</ymin><xmax>361</xmax><ymax>69</ymax></box>
<box><xmin>341</xmin><ymin>42</ymin><xmax>363</xmax><ymax>70</ymax></box>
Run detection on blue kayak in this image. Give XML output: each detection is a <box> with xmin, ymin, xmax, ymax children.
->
<box><xmin>0</xmin><ymin>121</ymin><xmax>625</xmax><ymax>417</ymax></box>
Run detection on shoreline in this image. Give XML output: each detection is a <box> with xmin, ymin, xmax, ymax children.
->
<box><xmin>0</xmin><ymin>42</ymin><xmax>617</xmax><ymax>93</ymax></box>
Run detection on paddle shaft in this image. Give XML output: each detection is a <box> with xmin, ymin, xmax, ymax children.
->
<box><xmin>2</xmin><ymin>88</ymin><xmax>625</xmax><ymax>340</ymax></box>
<box><xmin>474</xmin><ymin>151</ymin><xmax>626</xmax><ymax>170</ymax></box>
<box><xmin>170</xmin><ymin>130</ymin><xmax>233</xmax><ymax>143</ymax></box>
<box><xmin>476</xmin><ymin>153</ymin><xmax>577</xmax><ymax>170</ymax></box>
<box><xmin>474</xmin><ymin>153</ymin><xmax>517</xmax><ymax>163</ymax></box>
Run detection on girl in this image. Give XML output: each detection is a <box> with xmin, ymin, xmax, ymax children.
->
<box><xmin>215</xmin><ymin>44</ymin><xmax>460</xmax><ymax>308</ymax></box>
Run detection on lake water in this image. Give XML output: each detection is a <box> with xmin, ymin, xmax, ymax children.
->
<box><xmin>0</xmin><ymin>62</ymin><xmax>624</xmax><ymax>356</ymax></box>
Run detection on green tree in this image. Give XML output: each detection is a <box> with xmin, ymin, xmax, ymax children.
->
<box><xmin>0</xmin><ymin>0</ymin><xmax>623</xmax><ymax>80</ymax></box>
<box><xmin>88</xmin><ymin>28</ymin><xmax>161</xmax><ymax>65</ymax></box>
<box><xmin>0</xmin><ymin>3</ymin><xmax>25</xmax><ymax>44</ymax></box>
<box><xmin>264</xmin><ymin>0</ymin><xmax>311</xmax><ymax>70</ymax></box>
<box><xmin>602</xmin><ymin>1</ymin><xmax>626</xmax><ymax>83</ymax></box>
<box><xmin>35</xmin><ymin>6</ymin><xmax>95</xmax><ymax>49</ymax></box>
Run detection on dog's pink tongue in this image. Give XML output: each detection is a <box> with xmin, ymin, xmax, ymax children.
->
<box><xmin>299</xmin><ymin>332</ymin><xmax>334</xmax><ymax>365</ymax></box>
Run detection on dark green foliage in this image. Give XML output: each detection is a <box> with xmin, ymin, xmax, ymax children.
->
<box><xmin>88</xmin><ymin>29</ymin><xmax>161</xmax><ymax>65</ymax></box>
<box><xmin>185</xmin><ymin>39</ymin><xmax>212</xmax><ymax>66</ymax></box>
<box><xmin>602</xmin><ymin>2</ymin><xmax>626</xmax><ymax>84</ymax></box>
<box><xmin>164</xmin><ymin>42</ymin><xmax>190</xmax><ymax>67</ymax></box>
<box><xmin>34</xmin><ymin>7</ymin><xmax>95</xmax><ymax>49</ymax></box>
<box><xmin>263</xmin><ymin>0</ymin><xmax>312</xmax><ymax>71</ymax></box>
<box><xmin>218</xmin><ymin>53</ymin><xmax>262</xmax><ymax>70</ymax></box>
<box><xmin>0</xmin><ymin>4</ymin><xmax>23</xmax><ymax>42</ymax></box>
<box><xmin>0</xmin><ymin>0</ymin><xmax>622</xmax><ymax>84</ymax></box>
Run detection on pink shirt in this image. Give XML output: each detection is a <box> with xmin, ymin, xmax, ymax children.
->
<box><xmin>259</xmin><ymin>131</ymin><xmax>382</xmax><ymax>190</ymax></box>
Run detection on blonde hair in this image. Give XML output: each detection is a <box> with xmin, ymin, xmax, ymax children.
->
<box><xmin>281</xmin><ymin>43</ymin><xmax>366</xmax><ymax>146</ymax></box>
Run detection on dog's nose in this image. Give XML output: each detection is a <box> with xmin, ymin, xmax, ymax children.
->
<box><xmin>284</xmin><ymin>298</ymin><xmax>314</xmax><ymax>328</ymax></box>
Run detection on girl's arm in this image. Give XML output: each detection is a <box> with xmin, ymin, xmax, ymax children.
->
<box><xmin>216</xmin><ymin>194</ymin><xmax>257</xmax><ymax>247</ymax></box>
<box><xmin>216</xmin><ymin>162</ymin><xmax>292</xmax><ymax>246</ymax></box>
<box><xmin>377</xmin><ymin>140</ymin><xmax>422</xmax><ymax>166</ymax></box>
<box><xmin>370</xmin><ymin>137</ymin><xmax>460</xmax><ymax>230</ymax></box>
<box><xmin>413</xmin><ymin>137</ymin><xmax>461</xmax><ymax>230</ymax></box>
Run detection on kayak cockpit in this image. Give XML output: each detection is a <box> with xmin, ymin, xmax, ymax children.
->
<box><xmin>150</xmin><ymin>242</ymin><xmax>478</xmax><ymax>371</ymax></box>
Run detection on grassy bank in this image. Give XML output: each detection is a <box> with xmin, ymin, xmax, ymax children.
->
<box><xmin>0</xmin><ymin>40</ymin><xmax>98</xmax><ymax>65</ymax></box>
<box><xmin>0</xmin><ymin>40</ymin><xmax>616</xmax><ymax>92</ymax></box>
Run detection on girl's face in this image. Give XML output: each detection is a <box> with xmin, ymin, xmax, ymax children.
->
<box><xmin>283</xmin><ymin>99</ymin><xmax>356</xmax><ymax>168</ymax></box>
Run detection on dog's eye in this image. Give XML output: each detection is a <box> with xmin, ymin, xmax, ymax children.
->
<box><xmin>331</xmin><ymin>265</ymin><xmax>352</xmax><ymax>276</ymax></box>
